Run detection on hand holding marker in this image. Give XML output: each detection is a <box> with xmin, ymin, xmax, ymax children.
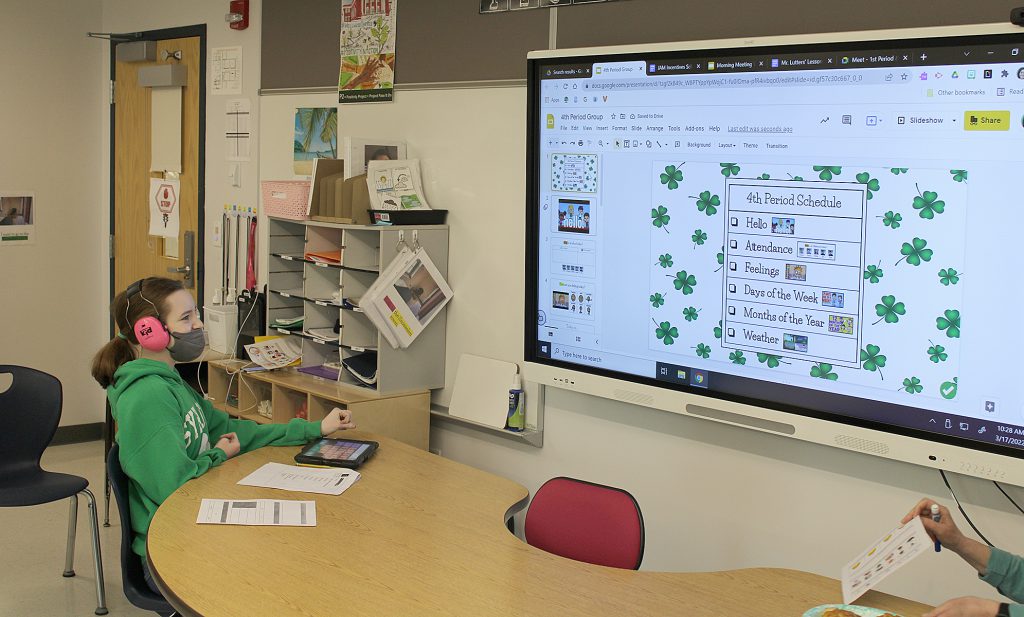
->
<box><xmin>931</xmin><ymin>503</ymin><xmax>942</xmax><ymax>552</ymax></box>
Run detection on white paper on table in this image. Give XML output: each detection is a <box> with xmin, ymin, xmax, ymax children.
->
<box><xmin>841</xmin><ymin>515</ymin><xmax>930</xmax><ymax>604</ymax></box>
<box><xmin>148</xmin><ymin>178</ymin><xmax>180</xmax><ymax>238</ymax></box>
<box><xmin>237</xmin><ymin>462</ymin><xmax>360</xmax><ymax>496</ymax></box>
<box><xmin>196</xmin><ymin>498</ymin><xmax>316</xmax><ymax>526</ymax></box>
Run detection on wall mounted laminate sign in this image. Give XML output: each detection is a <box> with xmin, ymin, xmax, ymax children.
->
<box><xmin>294</xmin><ymin>107</ymin><xmax>338</xmax><ymax>175</ymax></box>
<box><xmin>149</xmin><ymin>178</ymin><xmax>180</xmax><ymax>239</ymax></box>
<box><xmin>340</xmin><ymin>0</ymin><xmax>397</xmax><ymax>103</ymax></box>
<box><xmin>480</xmin><ymin>0</ymin><xmax>617</xmax><ymax>14</ymax></box>
<box><xmin>0</xmin><ymin>192</ymin><xmax>35</xmax><ymax>245</ymax></box>
<box><xmin>211</xmin><ymin>46</ymin><xmax>243</xmax><ymax>95</ymax></box>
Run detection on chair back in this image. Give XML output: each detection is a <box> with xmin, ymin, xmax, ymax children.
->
<box><xmin>107</xmin><ymin>443</ymin><xmax>173</xmax><ymax>611</ymax></box>
<box><xmin>0</xmin><ymin>365</ymin><xmax>62</xmax><ymax>475</ymax></box>
<box><xmin>524</xmin><ymin>476</ymin><xmax>644</xmax><ymax>570</ymax></box>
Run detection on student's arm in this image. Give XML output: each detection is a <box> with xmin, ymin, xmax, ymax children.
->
<box><xmin>982</xmin><ymin>548</ymin><xmax>1024</xmax><ymax>605</ymax></box>
<box><xmin>201</xmin><ymin>396</ymin><xmax>321</xmax><ymax>454</ymax></box>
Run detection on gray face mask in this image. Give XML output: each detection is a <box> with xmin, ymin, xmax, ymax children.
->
<box><xmin>168</xmin><ymin>328</ymin><xmax>206</xmax><ymax>362</ymax></box>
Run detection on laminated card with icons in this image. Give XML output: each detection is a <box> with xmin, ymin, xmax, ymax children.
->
<box><xmin>841</xmin><ymin>515</ymin><xmax>929</xmax><ymax>605</ymax></box>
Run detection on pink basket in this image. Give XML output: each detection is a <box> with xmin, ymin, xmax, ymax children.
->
<box><xmin>261</xmin><ymin>180</ymin><xmax>311</xmax><ymax>220</ymax></box>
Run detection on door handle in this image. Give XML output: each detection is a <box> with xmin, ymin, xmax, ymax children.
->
<box><xmin>167</xmin><ymin>265</ymin><xmax>192</xmax><ymax>274</ymax></box>
<box><xmin>168</xmin><ymin>231</ymin><xmax>196</xmax><ymax>288</ymax></box>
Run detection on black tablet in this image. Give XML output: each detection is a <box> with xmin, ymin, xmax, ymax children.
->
<box><xmin>294</xmin><ymin>438</ymin><xmax>379</xmax><ymax>469</ymax></box>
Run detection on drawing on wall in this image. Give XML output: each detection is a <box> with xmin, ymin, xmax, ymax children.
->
<box><xmin>294</xmin><ymin>107</ymin><xmax>338</xmax><ymax>176</ymax></box>
<box><xmin>0</xmin><ymin>193</ymin><xmax>35</xmax><ymax>245</ymax></box>
<box><xmin>339</xmin><ymin>0</ymin><xmax>397</xmax><ymax>104</ymax></box>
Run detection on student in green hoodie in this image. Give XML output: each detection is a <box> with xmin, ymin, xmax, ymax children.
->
<box><xmin>92</xmin><ymin>277</ymin><xmax>356</xmax><ymax>597</ymax></box>
<box><xmin>903</xmin><ymin>498</ymin><xmax>1023</xmax><ymax>617</ymax></box>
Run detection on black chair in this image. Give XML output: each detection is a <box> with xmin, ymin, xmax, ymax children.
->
<box><xmin>107</xmin><ymin>443</ymin><xmax>177</xmax><ymax>615</ymax></box>
<box><xmin>0</xmin><ymin>365</ymin><xmax>108</xmax><ymax>614</ymax></box>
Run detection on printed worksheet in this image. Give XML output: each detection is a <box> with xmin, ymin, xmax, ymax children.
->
<box><xmin>841</xmin><ymin>515</ymin><xmax>930</xmax><ymax>604</ymax></box>
<box><xmin>237</xmin><ymin>462</ymin><xmax>360</xmax><ymax>496</ymax></box>
<box><xmin>196</xmin><ymin>499</ymin><xmax>316</xmax><ymax>526</ymax></box>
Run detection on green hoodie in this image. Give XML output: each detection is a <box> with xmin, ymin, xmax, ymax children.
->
<box><xmin>108</xmin><ymin>359</ymin><xmax>322</xmax><ymax>558</ymax></box>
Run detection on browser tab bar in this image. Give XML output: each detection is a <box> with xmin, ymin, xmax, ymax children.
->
<box><xmin>593</xmin><ymin>61</ymin><xmax>646</xmax><ymax>77</ymax></box>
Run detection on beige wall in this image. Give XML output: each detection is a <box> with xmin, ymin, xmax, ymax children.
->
<box><xmin>0</xmin><ymin>1</ymin><xmax>106</xmax><ymax>425</ymax></box>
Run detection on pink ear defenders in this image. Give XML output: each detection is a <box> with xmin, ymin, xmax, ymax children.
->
<box><xmin>125</xmin><ymin>279</ymin><xmax>171</xmax><ymax>352</ymax></box>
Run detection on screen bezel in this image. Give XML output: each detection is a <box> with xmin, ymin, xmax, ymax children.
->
<box><xmin>524</xmin><ymin>23</ymin><xmax>1024</xmax><ymax>479</ymax></box>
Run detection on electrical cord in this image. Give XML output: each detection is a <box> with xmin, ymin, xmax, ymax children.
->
<box><xmin>994</xmin><ymin>481</ymin><xmax>1024</xmax><ymax>516</ymax></box>
<box><xmin>940</xmin><ymin>469</ymin><xmax>995</xmax><ymax>547</ymax></box>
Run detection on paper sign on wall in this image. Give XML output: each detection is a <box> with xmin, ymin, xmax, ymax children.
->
<box><xmin>148</xmin><ymin>178</ymin><xmax>180</xmax><ymax>238</ymax></box>
<box><xmin>0</xmin><ymin>192</ymin><xmax>35</xmax><ymax>246</ymax></box>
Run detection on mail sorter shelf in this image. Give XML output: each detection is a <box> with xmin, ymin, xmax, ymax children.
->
<box><xmin>207</xmin><ymin>359</ymin><xmax>430</xmax><ymax>449</ymax></box>
<box><xmin>266</xmin><ymin>216</ymin><xmax>450</xmax><ymax>396</ymax></box>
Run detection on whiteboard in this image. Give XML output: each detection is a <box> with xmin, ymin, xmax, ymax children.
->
<box><xmin>258</xmin><ymin>88</ymin><xmax>527</xmax><ymax>404</ymax></box>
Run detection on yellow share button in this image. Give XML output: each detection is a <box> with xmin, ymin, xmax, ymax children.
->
<box><xmin>963</xmin><ymin>110</ymin><xmax>1011</xmax><ymax>131</ymax></box>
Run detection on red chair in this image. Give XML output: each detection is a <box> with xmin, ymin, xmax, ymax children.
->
<box><xmin>524</xmin><ymin>477</ymin><xmax>644</xmax><ymax>570</ymax></box>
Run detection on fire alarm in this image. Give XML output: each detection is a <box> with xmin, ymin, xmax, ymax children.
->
<box><xmin>226</xmin><ymin>0</ymin><xmax>249</xmax><ymax>30</ymax></box>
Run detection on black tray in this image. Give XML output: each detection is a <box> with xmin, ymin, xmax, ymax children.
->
<box><xmin>368</xmin><ymin>209</ymin><xmax>448</xmax><ymax>225</ymax></box>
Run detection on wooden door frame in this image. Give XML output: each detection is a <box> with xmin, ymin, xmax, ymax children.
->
<box><xmin>108</xmin><ymin>24</ymin><xmax>207</xmax><ymax>317</ymax></box>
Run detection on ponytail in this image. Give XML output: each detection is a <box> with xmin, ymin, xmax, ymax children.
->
<box><xmin>90</xmin><ymin>277</ymin><xmax>185</xmax><ymax>389</ymax></box>
<box><xmin>91</xmin><ymin>336</ymin><xmax>137</xmax><ymax>389</ymax></box>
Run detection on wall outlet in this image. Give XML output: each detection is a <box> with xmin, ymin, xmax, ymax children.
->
<box><xmin>213</xmin><ymin>224</ymin><xmax>221</xmax><ymax>247</ymax></box>
<box><xmin>429</xmin><ymin>447</ymin><xmax>441</xmax><ymax>456</ymax></box>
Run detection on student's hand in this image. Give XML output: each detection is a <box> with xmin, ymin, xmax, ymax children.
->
<box><xmin>320</xmin><ymin>408</ymin><xmax>356</xmax><ymax>436</ymax></box>
<box><xmin>214</xmin><ymin>432</ymin><xmax>240</xmax><ymax>459</ymax></box>
<box><xmin>923</xmin><ymin>596</ymin><xmax>1000</xmax><ymax>617</ymax></box>
<box><xmin>901</xmin><ymin>498</ymin><xmax>966</xmax><ymax>553</ymax></box>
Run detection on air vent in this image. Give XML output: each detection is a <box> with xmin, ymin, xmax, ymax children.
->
<box><xmin>834</xmin><ymin>434</ymin><xmax>890</xmax><ymax>455</ymax></box>
<box><xmin>613</xmin><ymin>389</ymin><xmax>654</xmax><ymax>406</ymax></box>
<box><xmin>958</xmin><ymin>462</ymin><xmax>1006</xmax><ymax>480</ymax></box>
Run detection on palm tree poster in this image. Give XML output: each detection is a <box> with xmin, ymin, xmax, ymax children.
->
<box><xmin>339</xmin><ymin>0</ymin><xmax>397</xmax><ymax>104</ymax></box>
<box><xmin>294</xmin><ymin>107</ymin><xmax>338</xmax><ymax>176</ymax></box>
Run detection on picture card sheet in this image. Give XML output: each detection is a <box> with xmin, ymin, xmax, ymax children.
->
<box><xmin>237</xmin><ymin>462</ymin><xmax>360</xmax><ymax>496</ymax></box>
<box><xmin>841</xmin><ymin>515</ymin><xmax>929</xmax><ymax>604</ymax></box>
<box><xmin>196</xmin><ymin>499</ymin><xmax>316</xmax><ymax>526</ymax></box>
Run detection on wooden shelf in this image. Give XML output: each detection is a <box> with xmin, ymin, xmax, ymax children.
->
<box><xmin>429</xmin><ymin>406</ymin><xmax>543</xmax><ymax>448</ymax></box>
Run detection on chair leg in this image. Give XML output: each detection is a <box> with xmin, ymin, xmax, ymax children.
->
<box><xmin>82</xmin><ymin>488</ymin><xmax>109</xmax><ymax>615</ymax></box>
<box><xmin>103</xmin><ymin>470</ymin><xmax>111</xmax><ymax>527</ymax></box>
<box><xmin>63</xmin><ymin>494</ymin><xmax>78</xmax><ymax>577</ymax></box>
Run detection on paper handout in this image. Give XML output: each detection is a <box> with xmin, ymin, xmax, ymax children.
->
<box><xmin>841</xmin><ymin>515</ymin><xmax>930</xmax><ymax>604</ymax></box>
<box><xmin>244</xmin><ymin>337</ymin><xmax>301</xmax><ymax>369</ymax></box>
<box><xmin>237</xmin><ymin>462</ymin><xmax>360</xmax><ymax>496</ymax></box>
<box><xmin>196</xmin><ymin>499</ymin><xmax>316</xmax><ymax>526</ymax></box>
<box><xmin>366</xmin><ymin>159</ymin><xmax>430</xmax><ymax>210</ymax></box>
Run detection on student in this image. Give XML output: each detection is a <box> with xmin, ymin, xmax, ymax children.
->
<box><xmin>91</xmin><ymin>277</ymin><xmax>356</xmax><ymax>596</ymax></box>
<box><xmin>903</xmin><ymin>498</ymin><xmax>1022</xmax><ymax>617</ymax></box>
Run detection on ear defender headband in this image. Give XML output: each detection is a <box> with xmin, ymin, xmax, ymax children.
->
<box><xmin>125</xmin><ymin>278</ymin><xmax>171</xmax><ymax>352</ymax></box>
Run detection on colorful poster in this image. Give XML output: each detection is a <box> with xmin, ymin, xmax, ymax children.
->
<box><xmin>339</xmin><ymin>0</ymin><xmax>397</xmax><ymax>104</ymax></box>
<box><xmin>294</xmin><ymin>107</ymin><xmax>338</xmax><ymax>175</ymax></box>
<box><xmin>0</xmin><ymin>192</ymin><xmax>35</xmax><ymax>246</ymax></box>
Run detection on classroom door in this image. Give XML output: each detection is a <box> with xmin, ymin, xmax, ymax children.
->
<box><xmin>112</xmin><ymin>32</ymin><xmax>204</xmax><ymax>305</ymax></box>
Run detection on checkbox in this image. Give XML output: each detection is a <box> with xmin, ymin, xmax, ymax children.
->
<box><xmin>728</xmin><ymin>306</ymin><xmax>736</xmax><ymax>315</ymax></box>
<box><xmin>727</xmin><ymin>328</ymin><xmax>735</xmax><ymax>337</ymax></box>
<box><xmin>730</xmin><ymin>217</ymin><xmax>738</xmax><ymax>227</ymax></box>
<box><xmin>728</xmin><ymin>284</ymin><xmax>736</xmax><ymax>293</ymax></box>
<box><xmin>729</xmin><ymin>240</ymin><xmax>737</xmax><ymax>249</ymax></box>
<box><xmin>729</xmin><ymin>262</ymin><xmax>737</xmax><ymax>271</ymax></box>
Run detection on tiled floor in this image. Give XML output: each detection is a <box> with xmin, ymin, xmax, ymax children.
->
<box><xmin>0</xmin><ymin>440</ymin><xmax>151</xmax><ymax>617</ymax></box>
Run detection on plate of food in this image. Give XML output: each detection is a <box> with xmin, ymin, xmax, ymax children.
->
<box><xmin>803</xmin><ymin>605</ymin><xmax>902</xmax><ymax>617</ymax></box>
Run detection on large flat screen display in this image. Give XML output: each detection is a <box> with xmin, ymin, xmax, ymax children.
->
<box><xmin>526</xmin><ymin>24</ymin><xmax>1024</xmax><ymax>475</ymax></box>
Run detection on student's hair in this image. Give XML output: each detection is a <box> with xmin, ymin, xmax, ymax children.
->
<box><xmin>91</xmin><ymin>277</ymin><xmax>184</xmax><ymax>388</ymax></box>
<box><xmin>370</xmin><ymin>147</ymin><xmax>391</xmax><ymax>160</ymax></box>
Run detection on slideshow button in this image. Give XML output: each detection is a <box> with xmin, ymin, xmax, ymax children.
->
<box><xmin>964</xmin><ymin>110</ymin><xmax>1010</xmax><ymax>131</ymax></box>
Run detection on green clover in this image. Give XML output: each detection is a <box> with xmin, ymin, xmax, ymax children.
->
<box><xmin>864</xmin><ymin>264</ymin><xmax>884</xmax><ymax>284</ymax></box>
<box><xmin>714</xmin><ymin>320</ymin><xmax>722</xmax><ymax>339</ymax></box>
<box><xmin>729</xmin><ymin>350</ymin><xmax>747</xmax><ymax>365</ymax></box>
<box><xmin>882</xmin><ymin>210</ymin><xmax>902</xmax><ymax>229</ymax></box>
<box><xmin>691</xmin><ymin>229</ymin><xmax>708</xmax><ymax>248</ymax></box>
<box><xmin>788</xmin><ymin>174</ymin><xmax>804</xmax><ymax>181</ymax></box>
<box><xmin>810</xmin><ymin>363</ymin><xmax>838</xmax><ymax>380</ymax></box>
<box><xmin>660</xmin><ymin>164</ymin><xmax>684</xmax><ymax>190</ymax></box>
<box><xmin>860</xmin><ymin>344</ymin><xmax>887</xmax><ymax>379</ymax></box>
<box><xmin>912</xmin><ymin>184</ymin><xmax>945</xmax><ymax>219</ymax></box>
<box><xmin>813</xmin><ymin>165</ymin><xmax>842</xmax><ymax>180</ymax></box>
<box><xmin>890</xmin><ymin>167</ymin><xmax>909</xmax><ymax>175</ymax></box>
<box><xmin>950</xmin><ymin>169</ymin><xmax>968</xmax><ymax>183</ymax></box>
<box><xmin>693</xmin><ymin>190</ymin><xmax>720</xmax><ymax>216</ymax></box>
<box><xmin>720</xmin><ymin>162</ymin><xmax>740</xmax><ymax>177</ymax></box>
<box><xmin>658</xmin><ymin>253</ymin><xmax>674</xmax><ymax>268</ymax></box>
<box><xmin>873</xmin><ymin>295</ymin><xmax>906</xmax><ymax>325</ymax></box>
<box><xmin>756</xmin><ymin>353</ymin><xmax>787</xmax><ymax>368</ymax></box>
<box><xmin>856</xmin><ymin>172</ymin><xmax>880</xmax><ymax>199</ymax></box>
<box><xmin>683</xmin><ymin>306</ymin><xmax>700</xmax><ymax>322</ymax></box>
<box><xmin>670</xmin><ymin>270</ymin><xmax>697</xmax><ymax>294</ymax></box>
<box><xmin>902</xmin><ymin>376</ymin><xmax>923</xmax><ymax>394</ymax></box>
<box><xmin>938</xmin><ymin>268</ymin><xmax>960</xmax><ymax>286</ymax></box>
<box><xmin>758</xmin><ymin>173</ymin><xmax>770</xmax><ymax>180</ymax></box>
<box><xmin>650</xmin><ymin>293</ymin><xmax>665</xmax><ymax>308</ymax></box>
<box><xmin>651</xmin><ymin>205</ymin><xmax>671</xmax><ymax>232</ymax></box>
<box><xmin>653</xmin><ymin>319</ymin><xmax>678</xmax><ymax>345</ymax></box>
<box><xmin>928</xmin><ymin>340</ymin><xmax>948</xmax><ymax>363</ymax></box>
<box><xmin>694</xmin><ymin>343</ymin><xmax>711</xmax><ymax>359</ymax></box>
<box><xmin>936</xmin><ymin>309</ymin><xmax>961</xmax><ymax>339</ymax></box>
<box><xmin>716</xmin><ymin>247</ymin><xmax>724</xmax><ymax>271</ymax></box>
<box><xmin>896</xmin><ymin>237</ymin><xmax>933</xmax><ymax>267</ymax></box>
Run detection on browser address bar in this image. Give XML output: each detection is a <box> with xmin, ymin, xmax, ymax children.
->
<box><xmin>587</xmin><ymin>71</ymin><xmax>888</xmax><ymax>91</ymax></box>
